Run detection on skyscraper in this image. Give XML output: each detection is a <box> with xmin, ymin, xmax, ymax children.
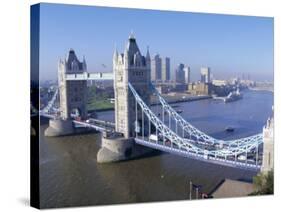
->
<box><xmin>151</xmin><ymin>54</ymin><xmax>162</xmax><ymax>82</ymax></box>
<box><xmin>184</xmin><ymin>66</ymin><xmax>191</xmax><ymax>84</ymax></box>
<box><xmin>200</xmin><ymin>67</ymin><xmax>211</xmax><ymax>83</ymax></box>
<box><xmin>161</xmin><ymin>57</ymin><xmax>170</xmax><ymax>82</ymax></box>
<box><xmin>175</xmin><ymin>63</ymin><xmax>185</xmax><ymax>84</ymax></box>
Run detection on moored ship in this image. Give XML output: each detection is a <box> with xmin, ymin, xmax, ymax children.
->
<box><xmin>224</xmin><ymin>89</ymin><xmax>242</xmax><ymax>103</ymax></box>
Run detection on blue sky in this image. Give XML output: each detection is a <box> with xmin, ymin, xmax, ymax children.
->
<box><xmin>39</xmin><ymin>3</ymin><xmax>273</xmax><ymax>82</ymax></box>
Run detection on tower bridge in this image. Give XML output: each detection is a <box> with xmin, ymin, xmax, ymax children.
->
<box><xmin>41</xmin><ymin>34</ymin><xmax>273</xmax><ymax>172</ymax></box>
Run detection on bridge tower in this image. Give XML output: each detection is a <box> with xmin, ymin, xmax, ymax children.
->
<box><xmin>97</xmin><ymin>34</ymin><xmax>153</xmax><ymax>163</ymax></box>
<box><xmin>113</xmin><ymin>33</ymin><xmax>151</xmax><ymax>138</ymax></box>
<box><xmin>45</xmin><ymin>49</ymin><xmax>88</xmax><ymax>137</ymax></box>
<box><xmin>261</xmin><ymin>112</ymin><xmax>274</xmax><ymax>173</ymax></box>
<box><xmin>58</xmin><ymin>49</ymin><xmax>88</xmax><ymax>120</ymax></box>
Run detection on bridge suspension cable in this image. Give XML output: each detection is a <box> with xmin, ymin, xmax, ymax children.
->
<box><xmin>150</xmin><ymin>83</ymin><xmax>262</xmax><ymax>148</ymax></box>
<box><xmin>40</xmin><ymin>88</ymin><xmax>59</xmax><ymax>116</ymax></box>
<box><xmin>129</xmin><ymin>82</ymin><xmax>262</xmax><ymax>159</ymax></box>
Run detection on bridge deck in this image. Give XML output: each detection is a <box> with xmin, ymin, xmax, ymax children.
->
<box><xmin>39</xmin><ymin>112</ymin><xmax>115</xmax><ymax>133</ymax></box>
<box><xmin>73</xmin><ymin>120</ymin><xmax>115</xmax><ymax>132</ymax></box>
<box><xmin>135</xmin><ymin>138</ymin><xmax>261</xmax><ymax>171</ymax></box>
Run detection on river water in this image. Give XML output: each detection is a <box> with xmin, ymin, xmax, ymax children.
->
<box><xmin>39</xmin><ymin>90</ymin><xmax>273</xmax><ymax>208</ymax></box>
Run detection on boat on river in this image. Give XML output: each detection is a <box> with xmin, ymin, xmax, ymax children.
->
<box><xmin>224</xmin><ymin>89</ymin><xmax>243</xmax><ymax>103</ymax></box>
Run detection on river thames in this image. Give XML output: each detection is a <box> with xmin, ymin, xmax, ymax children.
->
<box><xmin>39</xmin><ymin>90</ymin><xmax>273</xmax><ymax>208</ymax></box>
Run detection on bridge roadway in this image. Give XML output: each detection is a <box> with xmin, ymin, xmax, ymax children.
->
<box><xmin>135</xmin><ymin>137</ymin><xmax>261</xmax><ymax>171</ymax></box>
<box><xmin>73</xmin><ymin>119</ymin><xmax>115</xmax><ymax>132</ymax></box>
<box><xmin>40</xmin><ymin>111</ymin><xmax>115</xmax><ymax>132</ymax></box>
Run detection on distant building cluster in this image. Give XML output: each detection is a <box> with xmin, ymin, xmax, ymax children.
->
<box><xmin>145</xmin><ymin>51</ymin><xmax>258</xmax><ymax>97</ymax></box>
<box><xmin>115</xmin><ymin>43</ymin><xmax>259</xmax><ymax>97</ymax></box>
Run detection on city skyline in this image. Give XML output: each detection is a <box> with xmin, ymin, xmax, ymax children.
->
<box><xmin>39</xmin><ymin>3</ymin><xmax>273</xmax><ymax>82</ymax></box>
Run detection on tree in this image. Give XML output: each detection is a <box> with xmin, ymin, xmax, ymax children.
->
<box><xmin>251</xmin><ymin>170</ymin><xmax>274</xmax><ymax>195</ymax></box>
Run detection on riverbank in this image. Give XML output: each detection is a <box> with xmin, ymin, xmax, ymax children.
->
<box><xmin>89</xmin><ymin>94</ymin><xmax>211</xmax><ymax>112</ymax></box>
<box><xmin>248</xmin><ymin>87</ymin><xmax>274</xmax><ymax>92</ymax></box>
<box><xmin>151</xmin><ymin>94</ymin><xmax>211</xmax><ymax>105</ymax></box>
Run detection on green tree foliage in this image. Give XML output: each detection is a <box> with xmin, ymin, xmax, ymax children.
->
<box><xmin>251</xmin><ymin>170</ymin><xmax>273</xmax><ymax>195</ymax></box>
<box><xmin>87</xmin><ymin>85</ymin><xmax>114</xmax><ymax>110</ymax></box>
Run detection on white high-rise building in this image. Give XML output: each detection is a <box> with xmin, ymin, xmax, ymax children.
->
<box><xmin>184</xmin><ymin>66</ymin><xmax>191</xmax><ymax>84</ymax></box>
<box><xmin>151</xmin><ymin>54</ymin><xmax>162</xmax><ymax>82</ymax></box>
<box><xmin>200</xmin><ymin>67</ymin><xmax>211</xmax><ymax>83</ymax></box>
<box><xmin>161</xmin><ymin>57</ymin><xmax>170</xmax><ymax>82</ymax></box>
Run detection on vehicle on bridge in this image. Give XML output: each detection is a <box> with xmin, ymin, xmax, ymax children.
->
<box><xmin>149</xmin><ymin>134</ymin><xmax>158</xmax><ymax>142</ymax></box>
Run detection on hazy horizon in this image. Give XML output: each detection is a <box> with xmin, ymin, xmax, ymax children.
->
<box><xmin>38</xmin><ymin>3</ymin><xmax>274</xmax><ymax>82</ymax></box>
